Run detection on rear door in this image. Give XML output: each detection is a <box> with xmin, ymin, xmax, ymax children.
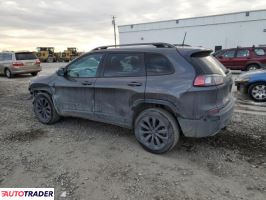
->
<box><xmin>94</xmin><ymin>52</ymin><xmax>146</xmax><ymax>127</ymax></box>
<box><xmin>234</xmin><ymin>49</ymin><xmax>250</xmax><ymax>69</ymax></box>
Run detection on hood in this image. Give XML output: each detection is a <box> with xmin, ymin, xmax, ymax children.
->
<box><xmin>238</xmin><ymin>69</ymin><xmax>266</xmax><ymax>79</ymax></box>
<box><xmin>29</xmin><ymin>73</ymin><xmax>57</xmax><ymax>88</ymax></box>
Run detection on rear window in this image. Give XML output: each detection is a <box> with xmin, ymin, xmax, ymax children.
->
<box><xmin>145</xmin><ymin>53</ymin><xmax>174</xmax><ymax>75</ymax></box>
<box><xmin>254</xmin><ymin>48</ymin><xmax>265</xmax><ymax>56</ymax></box>
<box><xmin>190</xmin><ymin>52</ymin><xmax>227</xmax><ymax>75</ymax></box>
<box><xmin>15</xmin><ymin>52</ymin><xmax>36</xmax><ymax>60</ymax></box>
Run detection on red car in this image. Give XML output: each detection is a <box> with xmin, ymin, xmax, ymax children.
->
<box><xmin>214</xmin><ymin>47</ymin><xmax>266</xmax><ymax>71</ymax></box>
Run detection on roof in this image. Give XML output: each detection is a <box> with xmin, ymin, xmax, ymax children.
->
<box><xmin>119</xmin><ymin>9</ymin><xmax>266</xmax><ymax>33</ymax></box>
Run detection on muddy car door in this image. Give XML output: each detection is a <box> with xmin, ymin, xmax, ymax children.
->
<box><xmin>94</xmin><ymin>52</ymin><xmax>146</xmax><ymax>127</ymax></box>
<box><xmin>53</xmin><ymin>53</ymin><xmax>104</xmax><ymax>118</ymax></box>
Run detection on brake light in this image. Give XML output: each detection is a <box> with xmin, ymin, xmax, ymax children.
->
<box><xmin>35</xmin><ymin>59</ymin><xmax>41</xmax><ymax>65</ymax></box>
<box><xmin>194</xmin><ymin>74</ymin><xmax>224</xmax><ymax>87</ymax></box>
<box><xmin>12</xmin><ymin>62</ymin><xmax>24</xmax><ymax>68</ymax></box>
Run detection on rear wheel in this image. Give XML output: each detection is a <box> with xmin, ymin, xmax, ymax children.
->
<box><xmin>134</xmin><ymin>108</ymin><xmax>180</xmax><ymax>154</ymax></box>
<box><xmin>31</xmin><ymin>72</ymin><xmax>38</xmax><ymax>76</ymax></box>
<box><xmin>248</xmin><ymin>83</ymin><xmax>266</xmax><ymax>102</ymax></box>
<box><xmin>5</xmin><ymin>68</ymin><xmax>13</xmax><ymax>78</ymax></box>
<box><xmin>34</xmin><ymin>93</ymin><xmax>60</xmax><ymax>124</ymax></box>
<box><xmin>247</xmin><ymin>64</ymin><xmax>259</xmax><ymax>71</ymax></box>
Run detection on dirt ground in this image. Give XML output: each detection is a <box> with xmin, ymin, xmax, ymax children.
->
<box><xmin>0</xmin><ymin>64</ymin><xmax>265</xmax><ymax>200</ymax></box>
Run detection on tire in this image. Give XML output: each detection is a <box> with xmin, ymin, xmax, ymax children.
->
<box><xmin>4</xmin><ymin>68</ymin><xmax>13</xmax><ymax>78</ymax></box>
<box><xmin>248</xmin><ymin>83</ymin><xmax>266</xmax><ymax>102</ymax></box>
<box><xmin>134</xmin><ymin>108</ymin><xmax>180</xmax><ymax>154</ymax></box>
<box><xmin>31</xmin><ymin>72</ymin><xmax>38</xmax><ymax>76</ymax></box>
<box><xmin>33</xmin><ymin>93</ymin><xmax>60</xmax><ymax>124</ymax></box>
<box><xmin>247</xmin><ymin>64</ymin><xmax>259</xmax><ymax>71</ymax></box>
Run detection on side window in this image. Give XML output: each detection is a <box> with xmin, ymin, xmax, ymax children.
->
<box><xmin>3</xmin><ymin>53</ymin><xmax>12</xmax><ymax>61</ymax></box>
<box><xmin>0</xmin><ymin>54</ymin><xmax>3</xmax><ymax>61</ymax></box>
<box><xmin>104</xmin><ymin>53</ymin><xmax>145</xmax><ymax>77</ymax></box>
<box><xmin>67</xmin><ymin>53</ymin><xmax>103</xmax><ymax>78</ymax></box>
<box><xmin>254</xmin><ymin>48</ymin><xmax>265</xmax><ymax>56</ymax></box>
<box><xmin>145</xmin><ymin>53</ymin><xmax>174</xmax><ymax>75</ymax></box>
<box><xmin>236</xmin><ymin>49</ymin><xmax>250</xmax><ymax>57</ymax></box>
<box><xmin>223</xmin><ymin>50</ymin><xmax>235</xmax><ymax>58</ymax></box>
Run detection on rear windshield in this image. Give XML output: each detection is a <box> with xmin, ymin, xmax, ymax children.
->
<box><xmin>15</xmin><ymin>52</ymin><xmax>36</xmax><ymax>60</ymax></box>
<box><xmin>190</xmin><ymin>52</ymin><xmax>227</xmax><ymax>75</ymax></box>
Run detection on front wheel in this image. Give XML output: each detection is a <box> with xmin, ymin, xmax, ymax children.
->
<box><xmin>248</xmin><ymin>83</ymin><xmax>266</xmax><ymax>102</ymax></box>
<box><xmin>134</xmin><ymin>108</ymin><xmax>180</xmax><ymax>154</ymax></box>
<box><xmin>34</xmin><ymin>93</ymin><xmax>60</xmax><ymax>124</ymax></box>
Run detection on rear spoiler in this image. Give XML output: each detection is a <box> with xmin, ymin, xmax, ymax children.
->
<box><xmin>177</xmin><ymin>48</ymin><xmax>213</xmax><ymax>58</ymax></box>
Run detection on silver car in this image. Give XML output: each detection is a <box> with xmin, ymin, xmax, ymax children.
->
<box><xmin>0</xmin><ymin>51</ymin><xmax>42</xmax><ymax>78</ymax></box>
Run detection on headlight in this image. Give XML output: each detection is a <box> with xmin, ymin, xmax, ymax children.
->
<box><xmin>236</xmin><ymin>77</ymin><xmax>249</xmax><ymax>82</ymax></box>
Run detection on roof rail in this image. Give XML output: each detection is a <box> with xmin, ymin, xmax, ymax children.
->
<box><xmin>92</xmin><ymin>42</ymin><xmax>176</xmax><ymax>51</ymax></box>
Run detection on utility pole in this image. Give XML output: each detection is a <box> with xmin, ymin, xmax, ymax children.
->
<box><xmin>112</xmin><ymin>16</ymin><xmax>117</xmax><ymax>47</ymax></box>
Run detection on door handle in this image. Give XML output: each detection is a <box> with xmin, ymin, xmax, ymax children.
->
<box><xmin>128</xmin><ymin>82</ymin><xmax>142</xmax><ymax>87</ymax></box>
<box><xmin>81</xmin><ymin>81</ymin><xmax>93</xmax><ymax>86</ymax></box>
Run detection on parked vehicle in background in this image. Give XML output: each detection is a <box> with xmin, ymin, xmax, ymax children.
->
<box><xmin>29</xmin><ymin>43</ymin><xmax>234</xmax><ymax>154</ymax></box>
<box><xmin>235</xmin><ymin>69</ymin><xmax>266</xmax><ymax>102</ymax></box>
<box><xmin>214</xmin><ymin>47</ymin><xmax>266</xmax><ymax>71</ymax></box>
<box><xmin>36</xmin><ymin>47</ymin><xmax>57</xmax><ymax>63</ymax></box>
<box><xmin>0</xmin><ymin>51</ymin><xmax>41</xmax><ymax>78</ymax></box>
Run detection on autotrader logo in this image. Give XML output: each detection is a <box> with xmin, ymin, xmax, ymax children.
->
<box><xmin>0</xmin><ymin>188</ymin><xmax>54</xmax><ymax>199</ymax></box>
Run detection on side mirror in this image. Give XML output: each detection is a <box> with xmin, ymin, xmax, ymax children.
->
<box><xmin>218</xmin><ymin>55</ymin><xmax>224</xmax><ymax>59</ymax></box>
<box><xmin>57</xmin><ymin>68</ymin><xmax>65</xmax><ymax>76</ymax></box>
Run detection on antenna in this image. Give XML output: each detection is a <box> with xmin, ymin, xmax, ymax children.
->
<box><xmin>182</xmin><ymin>32</ymin><xmax>187</xmax><ymax>46</ymax></box>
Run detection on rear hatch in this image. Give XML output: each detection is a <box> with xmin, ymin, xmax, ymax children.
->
<box><xmin>179</xmin><ymin>48</ymin><xmax>233</xmax><ymax>114</ymax></box>
<box><xmin>15</xmin><ymin>52</ymin><xmax>40</xmax><ymax>70</ymax></box>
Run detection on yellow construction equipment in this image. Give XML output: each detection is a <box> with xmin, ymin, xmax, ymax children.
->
<box><xmin>62</xmin><ymin>47</ymin><xmax>80</xmax><ymax>62</ymax></box>
<box><xmin>36</xmin><ymin>47</ymin><xmax>56</xmax><ymax>63</ymax></box>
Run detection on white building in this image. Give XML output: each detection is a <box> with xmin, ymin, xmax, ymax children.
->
<box><xmin>118</xmin><ymin>10</ymin><xmax>266</xmax><ymax>51</ymax></box>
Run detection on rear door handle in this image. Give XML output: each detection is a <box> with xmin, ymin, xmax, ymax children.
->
<box><xmin>81</xmin><ymin>81</ymin><xmax>93</xmax><ymax>86</ymax></box>
<box><xmin>128</xmin><ymin>82</ymin><xmax>142</xmax><ymax>87</ymax></box>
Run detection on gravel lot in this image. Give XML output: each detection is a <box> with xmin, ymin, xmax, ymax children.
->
<box><xmin>0</xmin><ymin>63</ymin><xmax>265</xmax><ymax>200</ymax></box>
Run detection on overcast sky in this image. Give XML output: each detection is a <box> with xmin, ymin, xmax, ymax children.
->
<box><xmin>0</xmin><ymin>0</ymin><xmax>266</xmax><ymax>52</ymax></box>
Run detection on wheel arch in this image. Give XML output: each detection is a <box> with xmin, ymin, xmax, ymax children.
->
<box><xmin>132</xmin><ymin>99</ymin><xmax>183</xmax><ymax>134</ymax></box>
<box><xmin>245</xmin><ymin>62</ymin><xmax>261</xmax><ymax>70</ymax></box>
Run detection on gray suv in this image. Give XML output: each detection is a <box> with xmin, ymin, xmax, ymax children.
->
<box><xmin>0</xmin><ymin>51</ymin><xmax>41</xmax><ymax>78</ymax></box>
<box><xmin>29</xmin><ymin>43</ymin><xmax>235</xmax><ymax>154</ymax></box>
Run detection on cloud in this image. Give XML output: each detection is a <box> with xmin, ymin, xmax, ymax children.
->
<box><xmin>0</xmin><ymin>0</ymin><xmax>265</xmax><ymax>51</ymax></box>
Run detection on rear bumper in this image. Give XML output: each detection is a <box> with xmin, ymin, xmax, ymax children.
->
<box><xmin>178</xmin><ymin>97</ymin><xmax>235</xmax><ymax>138</ymax></box>
<box><xmin>11</xmin><ymin>67</ymin><xmax>41</xmax><ymax>74</ymax></box>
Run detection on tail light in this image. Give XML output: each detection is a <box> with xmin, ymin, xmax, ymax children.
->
<box><xmin>194</xmin><ymin>74</ymin><xmax>224</xmax><ymax>87</ymax></box>
<box><xmin>12</xmin><ymin>62</ymin><xmax>24</xmax><ymax>68</ymax></box>
<box><xmin>35</xmin><ymin>59</ymin><xmax>41</xmax><ymax>65</ymax></box>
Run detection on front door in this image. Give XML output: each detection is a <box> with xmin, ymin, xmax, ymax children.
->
<box><xmin>53</xmin><ymin>53</ymin><xmax>104</xmax><ymax>118</ymax></box>
<box><xmin>94</xmin><ymin>53</ymin><xmax>146</xmax><ymax>127</ymax></box>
